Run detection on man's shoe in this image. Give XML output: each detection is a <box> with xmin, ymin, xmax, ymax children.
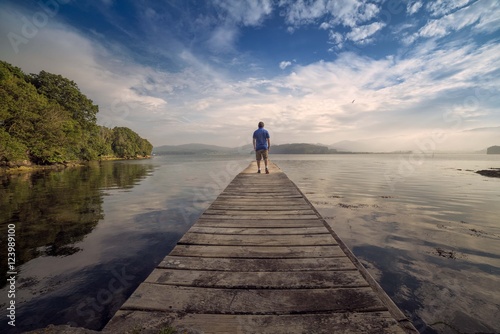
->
<box><xmin>265</xmin><ymin>168</ymin><xmax>269</xmax><ymax>174</ymax></box>
<box><xmin>257</xmin><ymin>170</ymin><xmax>261</xmax><ymax>173</ymax></box>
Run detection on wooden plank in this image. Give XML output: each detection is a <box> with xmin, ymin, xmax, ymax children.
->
<box><xmin>223</xmin><ymin>186</ymin><xmax>298</xmax><ymax>190</ymax></box>
<box><xmin>178</xmin><ymin>233</ymin><xmax>337</xmax><ymax>246</ymax></box>
<box><xmin>204</xmin><ymin>209</ymin><xmax>317</xmax><ymax>215</ymax></box>
<box><xmin>217</xmin><ymin>195</ymin><xmax>303</xmax><ymax>199</ymax></box>
<box><xmin>222</xmin><ymin>189</ymin><xmax>300</xmax><ymax>194</ymax></box>
<box><xmin>208</xmin><ymin>205</ymin><xmax>312</xmax><ymax>210</ymax></box>
<box><xmin>121</xmin><ymin>284</ymin><xmax>388</xmax><ymax>314</ymax></box>
<box><xmin>222</xmin><ymin>184</ymin><xmax>298</xmax><ymax>188</ymax></box>
<box><xmin>145</xmin><ymin>269</ymin><xmax>369</xmax><ymax>288</ymax></box>
<box><xmin>106</xmin><ymin>310</ymin><xmax>406</xmax><ymax>334</ymax></box>
<box><xmin>212</xmin><ymin>199</ymin><xmax>308</xmax><ymax>206</ymax></box>
<box><xmin>224</xmin><ymin>184</ymin><xmax>299</xmax><ymax>188</ymax></box>
<box><xmin>187</xmin><ymin>226</ymin><xmax>330</xmax><ymax>235</ymax></box>
<box><xmin>221</xmin><ymin>192</ymin><xmax>301</xmax><ymax>196</ymax></box>
<box><xmin>213</xmin><ymin>198</ymin><xmax>307</xmax><ymax>202</ymax></box>
<box><xmin>169</xmin><ymin>245</ymin><xmax>346</xmax><ymax>258</ymax></box>
<box><xmin>195</xmin><ymin>219</ymin><xmax>325</xmax><ymax>228</ymax></box>
<box><xmin>220</xmin><ymin>190</ymin><xmax>300</xmax><ymax>194</ymax></box>
<box><xmin>201</xmin><ymin>214</ymin><xmax>319</xmax><ymax>220</ymax></box>
<box><xmin>158</xmin><ymin>256</ymin><xmax>358</xmax><ymax>272</ymax></box>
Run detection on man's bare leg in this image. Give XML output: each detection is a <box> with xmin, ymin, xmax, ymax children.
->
<box><xmin>257</xmin><ymin>159</ymin><xmax>261</xmax><ymax>172</ymax></box>
<box><xmin>264</xmin><ymin>158</ymin><xmax>269</xmax><ymax>173</ymax></box>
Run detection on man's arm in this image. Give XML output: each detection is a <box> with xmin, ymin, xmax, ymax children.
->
<box><xmin>253</xmin><ymin>138</ymin><xmax>256</xmax><ymax>150</ymax></box>
<box><xmin>267</xmin><ymin>138</ymin><xmax>271</xmax><ymax>151</ymax></box>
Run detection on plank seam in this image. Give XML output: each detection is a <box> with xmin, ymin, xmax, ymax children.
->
<box><xmin>176</xmin><ymin>242</ymin><xmax>339</xmax><ymax>247</ymax></box>
<box><xmin>166</xmin><ymin>255</ymin><xmax>347</xmax><ymax>259</ymax></box>
<box><xmin>155</xmin><ymin>266</ymin><xmax>360</xmax><ymax>272</ymax></box>
<box><xmin>118</xmin><ymin>306</ymin><xmax>390</xmax><ymax>315</ymax></box>
<box><xmin>186</xmin><ymin>232</ymin><xmax>331</xmax><ymax>236</ymax></box>
<box><xmin>144</xmin><ymin>283</ymin><xmax>372</xmax><ymax>289</ymax></box>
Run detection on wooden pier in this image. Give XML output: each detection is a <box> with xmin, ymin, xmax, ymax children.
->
<box><xmin>105</xmin><ymin>162</ymin><xmax>417</xmax><ymax>333</ymax></box>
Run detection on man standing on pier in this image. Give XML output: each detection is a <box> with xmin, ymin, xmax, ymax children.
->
<box><xmin>253</xmin><ymin>121</ymin><xmax>271</xmax><ymax>174</ymax></box>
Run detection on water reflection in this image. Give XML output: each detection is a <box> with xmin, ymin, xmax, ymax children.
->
<box><xmin>0</xmin><ymin>155</ymin><xmax>249</xmax><ymax>333</ymax></box>
<box><xmin>2</xmin><ymin>154</ymin><xmax>498</xmax><ymax>333</ymax></box>
<box><xmin>0</xmin><ymin>162</ymin><xmax>153</xmax><ymax>289</ymax></box>
<box><xmin>274</xmin><ymin>154</ymin><xmax>500</xmax><ymax>334</ymax></box>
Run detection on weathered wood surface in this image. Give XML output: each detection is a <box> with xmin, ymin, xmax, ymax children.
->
<box><xmin>105</xmin><ymin>161</ymin><xmax>417</xmax><ymax>334</ymax></box>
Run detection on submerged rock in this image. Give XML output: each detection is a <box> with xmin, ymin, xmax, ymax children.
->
<box><xmin>476</xmin><ymin>168</ymin><xmax>500</xmax><ymax>178</ymax></box>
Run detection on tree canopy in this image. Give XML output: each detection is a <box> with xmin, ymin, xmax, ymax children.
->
<box><xmin>0</xmin><ymin>60</ymin><xmax>152</xmax><ymax>166</ymax></box>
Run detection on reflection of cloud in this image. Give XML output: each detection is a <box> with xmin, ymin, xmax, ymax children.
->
<box><xmin>277</xmin><ymin>158</ymin><xmax>500</xmax><ymax>333</ymax></box>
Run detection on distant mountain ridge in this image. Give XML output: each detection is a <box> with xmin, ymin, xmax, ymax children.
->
<box><xmin>153</xmin><ymin>144</ymin><xmax>250</xmax><ymax>155</ymax></box>
<box><xmin>153</xmin><ymin>142</ymin><xmax>496</xmax><ymax>155</ymax></box>
<box><xmin>271</xmin><ymin>143</ymin><xmax>337</xmax><ymax>154</ymax></box>
<box><xmin>154</xmin><ymin>143</ymin><xmax>341</xmax><ymax>155</ymax></box>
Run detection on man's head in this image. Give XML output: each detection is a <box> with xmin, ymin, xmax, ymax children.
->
<box><xmin>258</xmin><ymin>121</ymin><xmax>264</xmax><ymax>128</ymax></box>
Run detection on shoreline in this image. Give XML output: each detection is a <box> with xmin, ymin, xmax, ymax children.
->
<box><xmin>0</xmin><ymin>156</ymin><xmax>151</xmax><ymax>175</ymax></box>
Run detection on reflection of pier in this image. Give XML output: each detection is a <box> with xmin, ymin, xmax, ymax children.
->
<box><xmin>105</xmin><ymin>162</ymin><xmax>417</xmax><ymax>333</ymax></box>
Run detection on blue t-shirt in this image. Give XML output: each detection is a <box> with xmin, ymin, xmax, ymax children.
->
<box><xmin>253</xmin><ymin>128</ymin><xmax>270</xmax><ymax>150</ymax></box>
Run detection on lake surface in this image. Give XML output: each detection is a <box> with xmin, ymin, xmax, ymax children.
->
<box><xmin>1</xmin><ymin>154</ymin><xmax>499</xmax><ymax>333</ymax></box>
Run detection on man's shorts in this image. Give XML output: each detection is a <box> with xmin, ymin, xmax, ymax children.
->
<box><xmin>255</xmin><ymin>149</ymin><xmax>269</xmax><ymax>161</ymax></box>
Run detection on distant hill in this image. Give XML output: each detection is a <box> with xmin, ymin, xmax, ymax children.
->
<box><xmin>487</xmin><ymin>146</ymin><xmax>500</xmax><ymax>154</ymax></box>
<box><xmin>329</xmin><ymin>140</ymin><xmax>379</xmax><ymax>152</ymax></box>
<box><xmin>272</xmin><ymin>143</ymin><xmax>337</xmax><ymax>154</ymax></box>
<box><xmin>153</xmin><ymin>143</ymin><xmax>344</xmax><ymax>155</ymax></box>
<box><xmin>153</xmin><ymin>144</ymin><xmax>251</xmax><ymax>155</ymax></box>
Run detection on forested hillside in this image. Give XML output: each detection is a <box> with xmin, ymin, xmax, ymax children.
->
<box><xmin>271</xmin><ymin>143</ymin><xmax>338</xmax><ymax>154</ymax></box>
<box><xmin>0</xmin><ymin>61</ymin><xmax>152</xmax><ymax>167</ymax></box>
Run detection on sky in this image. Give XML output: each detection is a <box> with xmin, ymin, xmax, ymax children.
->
<box><xmin>1</xmin><ymin>0</ymin><xmax>499</xmax><ymax>151</ymax></box>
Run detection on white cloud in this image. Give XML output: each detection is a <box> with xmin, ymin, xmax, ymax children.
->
<box><xmin>407</xmin><ymin>1</ymin><xmax>423</xmax><ymax>15</ymax></box>
<box><xmin>416</xmin><ymin>0</ymin><xmax>500</xmax><ymax>39</ymax></box>
<box><xmin>346</xmin><ymin>22</ymin><xmax>385</xmax><ymax>43</ymax></box>
<box><xmin>472</xmin><ymin>0</ymin><xmax>500</xmax><ymax>34</ymax></box>
<box><xmin>280</xmin><ymin>0</ymin><xmax>380</xmax><ymax>28</ymax></box>
<box><xmin>278</xmin><ymin>0</ymin><xmax>385</xmax><ymax>50</ymax></box>
<box><xmin>279</xmin><ymin>61</ymin><xmax>292</xmax><ymax>70</ymax></box>
<box><xmin>425</xmin><ymin>0</ymin><xmax>472</xmax><ymax>17</ymax></box>
<box><xmin>328</xmin><ymin>31</ymin><xmax>344</xmax><ymax>46</ymax></box>
<box><xmin>319</xmin><ymin>22</ymin><xmax>330</xmax><ymax>30</ymax></box>
<box><xmin>214</xmin><ymin>0</ymin><xmax>273</xmax><ymax>26</ymax></box>
<box><xmin>279</xmin><ymin>0</ymin><xmax>327</xmax><ymax>25</ymax></box>
<box><xmin>324</xmin><ymin>0</ymin><xmax>380</xmax><ymax>28</ymax></box>
<box><xmin>207</xmin><ymin>25</ymin><xmax>239</xmax><ymax>52</ymax></box>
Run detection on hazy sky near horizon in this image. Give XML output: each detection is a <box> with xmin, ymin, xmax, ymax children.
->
<box><xmin>1</xmin><ymin>0</ymin><xmax>499</xmax><ymax>151</ymax></box>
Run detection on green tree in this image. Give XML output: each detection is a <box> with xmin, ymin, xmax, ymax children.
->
<box><xmin>29</xmin><ymin>71</ymin><xmax>98</xmax><ymax>127</ymax></box>
<box><xmin>0</xmin><ymin>60</ymin><xmax>152</xmax><ymax>166</ymax></box>
<box><xmin>0</xmin><ymin>129</ymin><xmax>28</xmax><ymax>163</ymax></box>
<box><xmin>111</xmin><ymin>127</ymin><xmax>152</xmax><ymax>158</ymax></box>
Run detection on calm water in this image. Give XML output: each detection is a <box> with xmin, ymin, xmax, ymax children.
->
<box><xmin>0</xmin><ymin>154</ymin><xmax>499</xmax><ymax>333</ymax></box>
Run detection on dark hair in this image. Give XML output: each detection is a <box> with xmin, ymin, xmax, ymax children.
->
<box><xmin>258</xmin><ymin>121</ymin><xmax>264</xmax><ymax>128</ymax></box>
